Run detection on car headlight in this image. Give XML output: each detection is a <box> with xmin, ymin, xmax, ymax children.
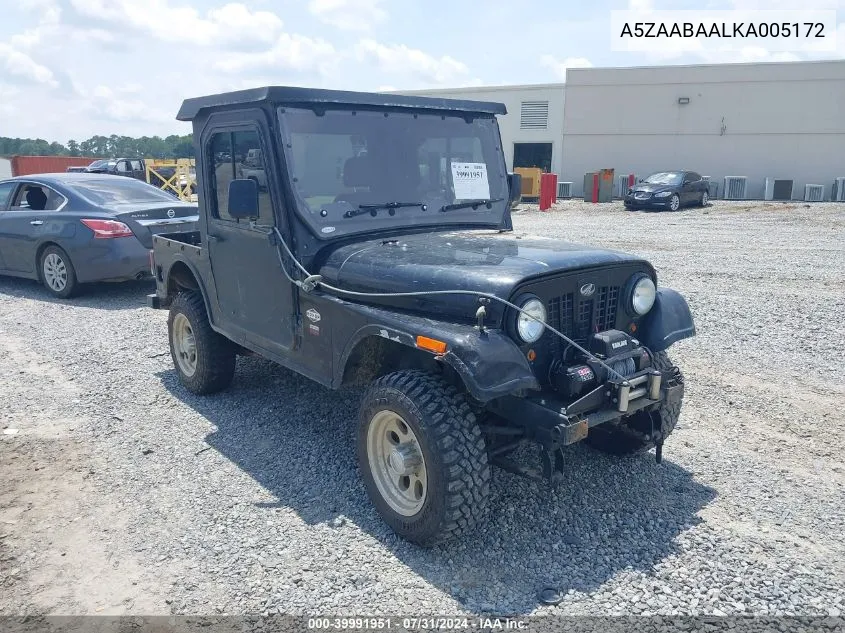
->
<box><xmin>654</xmin><ymin>191</ymin><xmax>672</xmax><ymax>198</ymax></box>
<box><xmin>516</xmin><ymin>297</ymin><xmax>546</xmax><ymax>343</ymax></box>
<box><xmin>628</xmin><ymin>275</ymin><xmax>657</xmax><ymax>316</ymax></box>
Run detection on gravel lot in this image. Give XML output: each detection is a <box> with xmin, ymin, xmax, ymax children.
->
<box><xmin>1</xmin><ymin>199</ymin><xmax>844</xmax><ymax>618</ymax></box>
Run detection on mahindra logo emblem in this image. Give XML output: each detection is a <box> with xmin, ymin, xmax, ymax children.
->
<box><xmin>580</xmin><ymin>283</ymin><xmax>596</xmax><ymax>297</ymax></box>
<box><xmin>166</xmin><ymin>209</ymin><xmax>176</xmax><ymax>219</ymax></box>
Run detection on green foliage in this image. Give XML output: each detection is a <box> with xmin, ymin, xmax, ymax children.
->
<box><xmin>0</xmin><ymin>134</ymin><xmax>195</xmax><ymax>159</ymax></box>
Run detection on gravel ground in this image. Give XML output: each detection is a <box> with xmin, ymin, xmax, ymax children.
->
<box><xmin>1</xmin><ymin>199</ymin><xmax>844</xmax><ymax>618</ymax></box>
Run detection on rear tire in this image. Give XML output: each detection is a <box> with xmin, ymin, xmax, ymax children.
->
<box><xmin>39</xmin><ymin>245</ymin><xmax>78</xmax><ymax>298</ymax></box>
<box><xmin>699</xmin><ymin>191</ymin><xmax>710</xmax><ymax>207</ymax></box>
<box><xmin>586</xmin><ymin>351</ymin><xmax>683</xmax><ymax>456</ymax></box>
<box><xmin>168</xmin><ymin>291</ymin><xmax>236</xmax><ymax>394</ymax></box>
<box><xmin>358</xmin><ymin>370</ymin><xmax>491</xmax><ymax>546</ymax></box>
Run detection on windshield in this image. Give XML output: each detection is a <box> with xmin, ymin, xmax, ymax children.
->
<box><xmin>277</xmin><ymin>108</ymin><xmax>508</xmax><ymax>237</ymax></box>
<box><xmin>70</xmin><ymin>178</ymin><xmax>181</xmax><ymax>205</ymax></box>
<box><xmin>644</xmin><ymin>172</ymin><xmax>683</xmax><ymax>185</ymax></box>
<box><xmin>87</xmin><ymin>160</ymin><xmax>116</xmax><ymax>170</ymax></box>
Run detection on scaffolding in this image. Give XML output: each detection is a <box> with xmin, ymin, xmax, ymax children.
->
<box><xmin>145</xmin><ymin>158</ymin><xmax>197</xmax><ymax>202</ymax></box>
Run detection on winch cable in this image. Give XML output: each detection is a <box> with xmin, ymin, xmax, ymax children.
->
<box><xmin>271</xmin><ymin>226</ymin><xmax>630</xmax><ymax>382</ymax></box>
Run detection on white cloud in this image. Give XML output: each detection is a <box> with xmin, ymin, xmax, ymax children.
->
<box><xmin>0</xmin><ymin>43</ymin><xmax>58</xmax><ymax>87</ymax></box>
<box><xmin>356</xmin><ymin>39</ymin><xmax>473</xmax><ymax>85</ymax></box>
<box><xmin>540</xmin><ymin>55</ymin><xmax>592</xmax><ymax>80</ymax></box>
<box><xmin>214</xmin><ymin>33</ymin><xmax>338</xmax><ymax>74</ymax></box>
<box><xmin>309</xmin><ymin>0</ymin><xmax>387</xmax><ymax>31</ymax></box>
<box><xmin>68</xmin><ymin>0</ymin><xmax>284</xmax><ymax>47</ymax></box>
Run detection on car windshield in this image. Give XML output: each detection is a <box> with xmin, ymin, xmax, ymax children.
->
<box><xmin>87</xmin><ymin>160</ymin><xmax>116</xmax><ymax>170</ymax></box>
<box><xmin>69</xmin><ymin>178</ymin><xmax>178</xmax><ymax>205</ymax></box>
<box><xmin>644</xmin><ymin>172</ymin><xmax>683</xmax><ymax>185</ymax></box>
<box><xmin>277</xmin><ymin>107</ymin><xmax>508</xmax><ymax>237</ymax></box>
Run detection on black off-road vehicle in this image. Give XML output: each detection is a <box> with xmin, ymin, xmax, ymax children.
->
<box><xmin>148</xmin><ymin>87</ymin><xmax>695</xmax><ymax>546</ymax></box>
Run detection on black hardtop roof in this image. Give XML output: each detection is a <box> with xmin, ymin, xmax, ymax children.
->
<box><xmin>176</xmin><ymin>86</ymin><xmax>507</xmax><ymax>121</ymax></box>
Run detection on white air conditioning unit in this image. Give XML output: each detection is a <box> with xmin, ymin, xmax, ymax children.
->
<box><xmin>764</xmin><ymin>178</ymin><xmax>794</xmax><ymax>201</ymax></box>
<box><xmin>832</xmin><ymin>177</ymin><xmax>845</xmax><ymax>202</ymax></box>
<box><xmin>557</xmin><ymin>181</ymin><xmax>572</xmax><ymax>199</ymax></box>
<box><xmin>702</xmin><ymin>176</ymin><xmax>719</xmax><ymax>199</ymax></box>
<box><xmin>723</xmin><ymin>176</ymin><xmax>747</xmax><ymax>200</ymax></box>
<box><xmin>615</xmin><ymin>174</ymin><xmax>637</xmax><ymax>198</ymax></box>
<box><xmin>804</xmin><ymin>184</ymin><xmax>824</xmax><ymax>202</ymax></box>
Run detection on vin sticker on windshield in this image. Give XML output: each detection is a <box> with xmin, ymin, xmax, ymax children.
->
<box><xmin>451</xmin><ymin>162</ymin><xmax>490</xmax><ymax>200</ymax></box>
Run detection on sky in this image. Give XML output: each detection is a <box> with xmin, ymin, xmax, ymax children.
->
<box><xmin>0</xmin><ymin>0</ymin><xmax>843</xmax><ymax>142</ymax></box>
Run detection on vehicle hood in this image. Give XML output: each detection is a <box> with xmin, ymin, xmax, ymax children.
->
<box><xmin>317</xmin><ymin>230</ymin><xmax>651</xmax><ymax>321</ymax></box>
<box><xmin>630</xmin><ymin>183</ymin><xmax>676</xmax><ymax>194</ymax></box>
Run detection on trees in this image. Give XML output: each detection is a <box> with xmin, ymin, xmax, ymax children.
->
<box><xmin>0</xmin><ymin>134</ymin><xmax>195</xmax><ymax>158</ymax></box>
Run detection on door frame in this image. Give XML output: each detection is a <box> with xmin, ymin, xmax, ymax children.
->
<box><xmin>198</xmin><ymin>109</ymin><xmax>296</xmax><ymax>352</ymax></box>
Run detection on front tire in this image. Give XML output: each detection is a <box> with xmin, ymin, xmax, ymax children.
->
<box><xmin>586</xmin><ymin>351</ymin><xmax>683</xmax><ymax>456</ymax></box>
<box><xmin>668</xmin><ymin>194</ymin><xmax>681</xmax><ymax>211</ymax></box>
<box><xmin>39</xmin><ymin>245</ymin><xmax>78</xmax><ymax>298</ymax></box>
<box><xmin>699</xmin><ymin>191</ymin><xmax>709</xmax><ymax>207</ymax></box>
<box><xmin>358</xmin><ymin>370</ymin><xmax>491</xmax><ymax>546</ymax></box>
<box><xmin>168</xmin><ymin>292</ymin><xmax>236</xmax><ymax>394</ymax></box>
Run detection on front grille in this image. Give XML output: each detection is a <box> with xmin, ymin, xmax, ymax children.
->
<box><xmin>548</xmin><ymin>285</ymin><xmax>619</xmax><ymax>347</ymax></box>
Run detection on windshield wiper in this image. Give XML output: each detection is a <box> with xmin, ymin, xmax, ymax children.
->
<box><xmin>439</xmin><ymin>198</ymin><xmax>504</xmax><ymax>213</ymax></box>
<box><xmin>343</xmin><ymin>201</ymin><xmax>427</xmax><ymax>219</ymax></box>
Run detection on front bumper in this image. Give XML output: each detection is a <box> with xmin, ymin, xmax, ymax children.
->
<box><xmin>486</xmin><ymin>366</ymin><xmax>684</xmax><ymax>448</ymax></box>
<box><xmin>625</xmin><ymin>195</ymin><xmax>673</xmax><ymax>209</ymax></box>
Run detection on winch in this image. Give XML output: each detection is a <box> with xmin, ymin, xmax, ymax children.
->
<box><xmin>549</xmin><ymin>329</ymin><xmax>650</xmax><ymax>397</ymax></box>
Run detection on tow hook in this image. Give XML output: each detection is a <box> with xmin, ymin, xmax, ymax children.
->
<box><xmin>649</xmin><ymin>410</ymin><xmax>664</xmax><ymax>464</ymax></box>
<box><xmin>475</xmin><ymin>298</ymin><xmax>490</xmax><ymax>333</ymax></box>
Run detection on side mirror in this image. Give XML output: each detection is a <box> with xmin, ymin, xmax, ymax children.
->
<box><xmin>228</xmin><ymin>178</ymin><xmax>259</xmax><ymax>220</ymax></box>
<box><xmin>507</xmin><ymin>172</ymin><xmax>522</xmax><ymax>208</ymax></box>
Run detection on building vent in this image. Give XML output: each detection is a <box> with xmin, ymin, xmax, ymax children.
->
<box><xmin>804</xmin><ymin>184</ymin><xmax>824</xmax><ymax>202</ymax></box>
<box><xmin>702</xmin><ymin>176</ymin><xmax>719</xmax><ymax>199</ymax></box>
<box><xmin>615</xmin><ymin>174</ymin><xmax>637</xmax><ymax>198</ymax></box>
<box><xmin>557</xmin><ymin>181</ymin><xmax>572</xmax><ymax>199</ymax></box>
<box><xmin>832</xmin><ymin>177</ymin><xmax>845</xmax><ymax>202</ymax></box>
<box><xmin>520</xmin><ymin>101</ymin><xmax>549</xmax><ymax>129</ymax></box>
<box><xmin>723</xmin><ymin>176</ymin><xmax>747</xmax><ymax>200</ymax></box>
<box><xmin>764</xmin><ymin>178</ymin><xmax>794</xmax><ymax>201</ymax></box>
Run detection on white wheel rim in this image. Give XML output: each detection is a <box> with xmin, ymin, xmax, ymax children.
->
<box><xmin>172</xmin><ymin>313</ymin><xmax>198</xmax><ymax>377</ymax></box>
<box><xmin>670</xmin><ymin>195</ymin><xmax>680</xmax><ymax>210</ymax></box>
<box><xmin>43</xmin><ymin>253</ymin><xmax>67</xmax><ymax>292</ymax></box>
<box><xmin>702</xmin><ymin>192</ymin><xmax>709</xmax><ymax>205</ymax></box>
<box><xmin>367</xmin><ymin>410</ymin><xmax>428</xmax><ymax>516</ymax></box>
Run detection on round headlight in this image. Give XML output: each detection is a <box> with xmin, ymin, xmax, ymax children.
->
<box><xmin>631</xmin><ymin>276</ymin><xmax>657</xmax><ymax>315</ymax></box>
<box><xmin>517</xmin><ymin>297</ymin><xmax>547</xmax><ymax>343</ymax></box>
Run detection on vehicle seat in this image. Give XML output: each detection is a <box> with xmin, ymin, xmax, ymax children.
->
<box><xmin>25</xmin><ymin>187</ymin><xmax>48</xmax><ymax>211</ymax></box>
<box><xmin>335</xmin><ymin>155</ymin><xmax>376</xmax><ymax>205</ymax></box>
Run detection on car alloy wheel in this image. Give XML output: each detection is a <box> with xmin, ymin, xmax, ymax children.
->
<box><xmin>701</xmin><ymin>191</ymin><xmax>709</xmax><ymax>206</ymax></box>
<box><xmin>366</xmin><ymin>409</ymin><xmax>428</xmax><ymax>516</ymax></box>
<box><xmin>43</xmin><ymin>252</ymin><xmax>68</xmax><ymax>292</ymax></box>
<box><xmin>669</xmin><ymin>194</ymin><xmax>680</xmax><ymax>211</ymax></box>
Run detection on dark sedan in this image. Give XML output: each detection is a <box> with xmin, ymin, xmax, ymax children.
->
<box><xmin>0</xmin><ymin>173</ymin><xmax>198</xmax><ymax>298</ymax></box>
<box><xmin>624</xmin><ymin>171</ymin><xmax>710</xmax><ymax>211</ymax></box>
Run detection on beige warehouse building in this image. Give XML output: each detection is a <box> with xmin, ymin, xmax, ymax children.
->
<box><xmin>403</xmin><ymin>59</ymin><xmax>845</xmax><ymax>200</ymax></box>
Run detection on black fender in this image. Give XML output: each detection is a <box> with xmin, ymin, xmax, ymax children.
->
<box><xmin>160</xmin><ymin>256</ymin><xmax>214</xmax><ymax>319</ymax></box>
<box><xmin>334</xmin><ymin>302</ymin><xmax>539</xmax><ymax>403</ymax></box>
<box><xmin>639</xmin><ymin>288</ymin><xmax>696</xmax><ymax>352</ymax></box>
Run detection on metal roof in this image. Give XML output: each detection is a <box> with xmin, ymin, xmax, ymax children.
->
<box><xmin>176</xmin><ymin>86</ymin><xmax>507</xmax><ymax>121</ymax></box>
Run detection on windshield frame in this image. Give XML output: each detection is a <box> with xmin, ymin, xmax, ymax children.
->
<box><xmin>276</xmin><ymin>106</ymin><xmax>509</xmax><ymax>240</ymax></box>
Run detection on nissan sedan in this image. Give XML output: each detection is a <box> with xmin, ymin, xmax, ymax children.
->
<box><xmin>0</xmin><ymin>173</ymin><xmax>198</xmax><ymax>298</ymax></box>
